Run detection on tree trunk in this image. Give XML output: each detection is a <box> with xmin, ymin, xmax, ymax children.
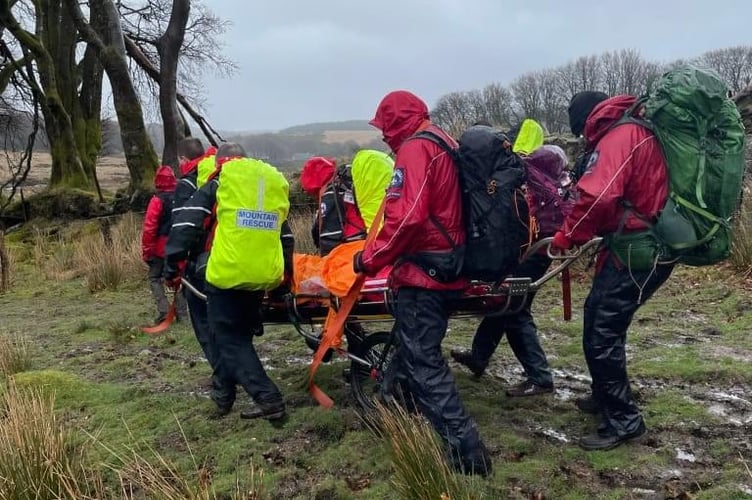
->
<box><xmin>36</xmin><ymin>2</ymin><xmax>90</xmax><ymax>189</ymax></box>
<box><xmin>67</xmin><ymin>0</ymin><xmax>159</xmax><ymax>192</ymax></box>
<box><xmin>157</xmin><ymin>0</ymin><xmax>191</xmax><ymax>169</ymax></box>
<box><xmin>1</xmin><ymin>0</ymin><xmax>94</xmax><ymax>190</ymax></box>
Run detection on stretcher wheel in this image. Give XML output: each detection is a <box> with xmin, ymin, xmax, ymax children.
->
<box><xmin>349</xmin><ymin>331</ymin><xmax>396</xmax><ymax>411</ymax></box>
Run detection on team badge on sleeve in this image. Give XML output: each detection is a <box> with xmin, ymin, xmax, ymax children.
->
<box><xmin>390</xmin><ymin>168</ymin><xmax>404</xmax><ymax>188</ymax></box>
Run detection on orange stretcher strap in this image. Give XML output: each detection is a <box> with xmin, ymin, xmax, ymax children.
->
<box><xmin>308</xmin><ymin>199</ymin><xmax>387</xmax><ymax>408</ymax></box>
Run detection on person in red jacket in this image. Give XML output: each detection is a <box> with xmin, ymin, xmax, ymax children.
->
<box><xmin>353</xmin><ymin>90</ymin><xmax>491</xmax><ymax>477</ymax></box>
<box><xmin>552</xmin><ymin>92</ymin><xmax>676</xmax><ymax>451</ymax></box>
<box><xmin>142</xmin><ymin>165</ymin><xmax>187</xmax><ymax>324</ymax></box>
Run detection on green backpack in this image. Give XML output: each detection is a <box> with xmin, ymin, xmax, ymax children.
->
<box><xmin>607</xmin><ymin>65</ymin><xmax>746</xmax><ymax>270</ymax></box>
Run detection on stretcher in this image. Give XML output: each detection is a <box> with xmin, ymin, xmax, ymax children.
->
<box><xmin>175</xmin><ymin>236</ymin><xmax>603</xmax><ymax>410</ymax></box>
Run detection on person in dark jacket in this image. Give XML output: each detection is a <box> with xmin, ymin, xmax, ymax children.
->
<box><xmin>171</xmin><ymin>137</ymin><xmax>219</xmax><ymax>371</ymax></box>
<box><xmin>551</xmin><ymin>93</ymin><xmax>675</xmax><ymax>450</ymax></box>
<box><xmin>141</xmin><ymin>165</ymin><xmax>187</xmax><ymax>324</ymax></box>
<box><xmin>353</xmin><ymin>90</ymin><xmax>491</xmax><ymax>477</ymax></box>
<box><xmin>451</xmin><ymin>142</ymin><xmax>568</xmax><ymax>398</ymax></box>
<box><xmin>164</xmin><ymin>143</ymin><xmax>295</xmax><ymax>421</ymax></box>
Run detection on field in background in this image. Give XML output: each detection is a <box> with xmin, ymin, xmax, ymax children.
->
<box><xmin>321</xmin><ymin>130</ymin><xmax>380</xmax><ymax>145</ymax></box>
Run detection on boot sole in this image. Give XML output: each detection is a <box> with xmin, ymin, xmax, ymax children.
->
<box><xmin>578</xmin><ymin>429</ymin><xmax>646</xmax><ymax>451</ymax></box>
<box><xmin>240</xmin><ymin>409</ymin><xmax>286</xmax><ymax>421</ymax></box>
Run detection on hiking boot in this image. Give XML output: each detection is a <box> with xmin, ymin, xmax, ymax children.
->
<box><xmin>578</xmin><ymin>421</ymin><xmax>646</xmax><ymax>451</ymax></box>
<box><xmin>447</xmin><ymin>442</ymin><xmax>493</xmax><ymax>477</ymax></box>
<box><xmin>208</xmin><ymin>405</ymin><xmax>232</xmax><ymax>420</ymax></box>
<box><xmin>505</xmin><ymin>380</ymin><xmax>554</xmax><ymax>398</ymax></box>
<box><xmin>240</xmin><ymin>402</ymin><xmax>286</xmax><ymax>421</ymax></box>
<box><xmin>575</xmin><ymin>395</ymin><xmax>600</xmax><ymax>415</ymax></box>
<box><xmin>449</xmin><ymin>349</ymin><xmax>486</xmax><ymax>377</ymax></box>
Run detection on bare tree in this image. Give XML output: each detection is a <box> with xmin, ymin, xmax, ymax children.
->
<box><xmin>431</xmin><ymin>91</ymin><xmax>476</xmax><ymax>138</ymax></box>
<box><xmin>0</xmin><ymin>0</ymin><xmax>95</xmax><ymax>190</ymax></box>
<box><xmin>66</xmin><ymin>0</ymin><xmax>159</xmax><ymax>191</ymax></box>
<box><xmin>511</xmin><ymin>72</ymin><xmax>543</xmax><ymax>122</ymax></box>
<box><xmin>699</xmin><ymin>46</ymin><xmax>752</xmax><ymax>94</ymax></box>
<box><xmin>118</xmin><ymin>0</ymin><xmax>234</xmax><ymax>164</ymax></box>
<box><xmin>481</xmin><ymin>83</ymin><xmax>514</xmax><ymax>127</ymax></box>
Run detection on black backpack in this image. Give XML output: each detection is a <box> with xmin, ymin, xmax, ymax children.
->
<box><xmin>415</xmin><ymin>125</ymin><xmax>531</xmax><ymax>282</ymax></box>
<box><xmin>313</xmin><ymin>164</ymin><xmax>366</xmax><ymax>256</ymax></box>
<box><xmin>156</xmin><ymin>192</ymin><xmax>174</xmax><ymax>237</ymax></box>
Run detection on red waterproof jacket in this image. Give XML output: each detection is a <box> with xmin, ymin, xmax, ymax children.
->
<box><xmin>360</xmin><ymin>91</ymin><xmax>466</xmax><ymax>291</ymax></box>
<box><xmin>142</xmin><ymin>165</ymin><xmax>177</xmax><ymax>261</ymax></box>
<box><xmin>560</xmin><ymin>95</ymin><xmax>669</xmax><ymax>265</ymax></box>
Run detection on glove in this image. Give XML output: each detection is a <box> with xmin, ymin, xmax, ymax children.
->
<box><xmin>353</xmin><ymin>251</ymin><xmax>366</xmax><ymax>274</ymax></box>
<box><xmin>552</xmin><ymin>231</ymin><xmax>573</xmax><ymax>251</ymax></box>
<box><xmin>163</xmin><ymin>261</ymin><xmax>182</xmax><ymax>289</ymax></box>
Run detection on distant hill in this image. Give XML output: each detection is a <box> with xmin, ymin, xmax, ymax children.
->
<box><xmin>279</xmin><ymin>120</ymin><xmax>373</xmax><ymax>135</ymax></box>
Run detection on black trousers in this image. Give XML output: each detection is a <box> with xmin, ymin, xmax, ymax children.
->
<box><xmin>471</xmin><ymin>252</ymin><xmax>553</xmax><ymax>387</ymax></box>
<box><xmin>384</xmin><ymin>287</ymin><xmax>483</xmax><ymax>456</ymax></box>
<box><xmin>182</xmin><ymin>268</ymin><xmax>216</xmax><ymax>368</ymax></box>
<box><xmin>584</xmin><ymin>257</ymin><xmax>674</xmax><ymax>436</ymax></box>
<box><xmin>206</xmin><ymin>285</ymin><xmax>283</xmax><ymax>409</ymax></box>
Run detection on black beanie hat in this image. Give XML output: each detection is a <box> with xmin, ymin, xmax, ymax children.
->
<box><xmin>568</xmin><ymin>91</ymin><xmax>609</xmax><ymax>137</ymax></box>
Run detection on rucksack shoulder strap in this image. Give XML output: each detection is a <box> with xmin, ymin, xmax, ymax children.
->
<box><xmin>410</xmin><ymin>130</ymin><xmax>461</xmax><ymax>162</ymax></box>
<box><xmin>611</xmin><ymin>98</ymin><xmax>656</xmax><ymax>133</ymax></box>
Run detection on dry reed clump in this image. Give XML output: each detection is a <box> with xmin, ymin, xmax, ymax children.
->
<box><xmin>0</xmin><ymin>381</ymin><xmax>104</xmax><ymax>499</ymax></box>
<box><xmin>74</xmin><ymin>213</ymin><xmax>145</xmax><ymax>292</ymax></box>
<box><xmin>370</xmin><ymin>401</ymin><xmax>484</xmax><ymax>500</ymax></box>
<box><xmin>730</xmin><ymin>182</ymin><xmax>752</xmax><ymax>276</ymax></box>
<box><xmin>0</xmin><ymin>331</ymin><xmax>32</xmax><ymax>377</ymax></box>
<box><xmin>100</xmin><ymin>417</ymin><xmax>267</xmax><ymax>500</ymax></box>
<box><xmin>288</xmin><ymin>208</ymin><xmax>318</xmax><ymax>255</ymax></box>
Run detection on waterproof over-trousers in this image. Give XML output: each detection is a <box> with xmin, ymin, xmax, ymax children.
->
<box><xmin>182</xmin><ymin>266</ymin><xmax>216</xmax><ymax>367</ymax></box>
<box><xmin>584</xmin><ymin>257</ymin><xmax>674</xmax><ymax>436</ymax></box>
<box><xmin>206</xmin><ymin>285</ymin><xmax>283</xmax><ymax>410</ymax></box>
<box><xmin>384</xmin><ymin>287</ymin><xmax>484</xmax><ymax>457</ymax></box>
<box><xmin>471</xmin><ymin>253</ymin><xmax>553</xmax><ymax>387</ymax></box>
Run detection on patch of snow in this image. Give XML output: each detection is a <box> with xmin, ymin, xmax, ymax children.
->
<box><xmin>540</xmin><ymin>428</ymin><xmax>569</xmax><ymax>443</ymax></box>
<box><xmin>675</xmin><ymin>448</ymin><xmax>696</xmax><ymax>463</ymax></box>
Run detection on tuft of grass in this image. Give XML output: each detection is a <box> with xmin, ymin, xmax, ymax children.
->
<box><xmin>98</xmin><ymin>417</ymin><xmax>267</xmax><ymax>500</ymax></box>
<box><xmin>288</xmin><ymin>209</ymin><xmax>317</xmax><ymax>255</ymax></box>
<box><xmin>0</xmin><ymin>380</ymin><xmax>104</xmax><ymax>499</ymax></box>
<box><xmin>75</xmin><ymin>214</ymin><xmax>144</xmax><ymax>292</ymax></box>
<box><xmin>730</xmin><ymin>184</ymin><xmax>752</xmax><ymax>275</ymax></box>
<box><xmin>371</xmin><ymin>401</ymin><xmax>485</xmax><ymax>500</ymax></box>
<box><xmin>0</xmin><ymin>331</ymin><xmax>32</xmax><ymax>377</ymax></box>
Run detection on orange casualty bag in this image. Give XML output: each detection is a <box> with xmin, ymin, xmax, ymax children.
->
<box><xmin>321</xmin><ymin>240</ymin><xmax>365</xmax><ymax>298</ymax></box>
<box><xmin>292</xmin><ymin>253</ymin><xmax>326</xmax><ymax>296</ymax></box>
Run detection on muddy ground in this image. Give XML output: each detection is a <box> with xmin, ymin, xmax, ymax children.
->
<box><xmin>2</xmin><ymin>219</ymin><xmax>752</xmax><ymax>498</ymax></box>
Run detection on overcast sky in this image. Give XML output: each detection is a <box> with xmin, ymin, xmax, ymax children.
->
<box><xmin>201</xmin><ymin>0</ymin><xmax>752</xmax><ymax>132</ymax></box>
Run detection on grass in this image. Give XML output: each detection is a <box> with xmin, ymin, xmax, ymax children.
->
<box><xmin>730</xmin><ymin>181</ymin><xmax>752</xmax><ymax>275</ymax></box>
<box><xmin>288</xmin><ymin>208</ymin><xmax>317</xmax><ymax>255</ymax></box>
<box><xmin>74</xmin><ymin>214</ymin><xmax>144</xmax><ymax>292</ymax></box>
<box><xmin>0</xmin><ymin>380</ymin><xmax>104</xmax><ymax>500</ymax></box>
<box><xmin>2</xmin><ymin>216</ymin><xmax>752</xmax><ymax>498</ymax></box>
<box><xmin>0</xmin><ymin>331</ymin><xmax>32</xmax><ymax>376</ymax></box>
<box><xmin>371</xmin><ymin>402</ymin><xmax>485</xmax><ymax>500</ymax></box>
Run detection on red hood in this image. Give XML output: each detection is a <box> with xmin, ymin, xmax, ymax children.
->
<box><xmin>300</xmin><ymin>157</ymin><xmax>336</xmax><ymax>196</ymax></box>
<box><xmin>369</xmin><ymin>90</ymin><xmax>430</xmax><ymax>152</ymax></box>
<box><xmin>180</xmin><ymin>146</ymin><xmax>217</xmax><ymax>176</ymax></box>
<box><xmin>584</xmin><ymin>95</ymin><xmax>639</xmax><ymax>146</ymax></box>
<box><xmin>154</xmin><ymin>165</ymin><xmax>177</xmax><ymax>191</ymax></box>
